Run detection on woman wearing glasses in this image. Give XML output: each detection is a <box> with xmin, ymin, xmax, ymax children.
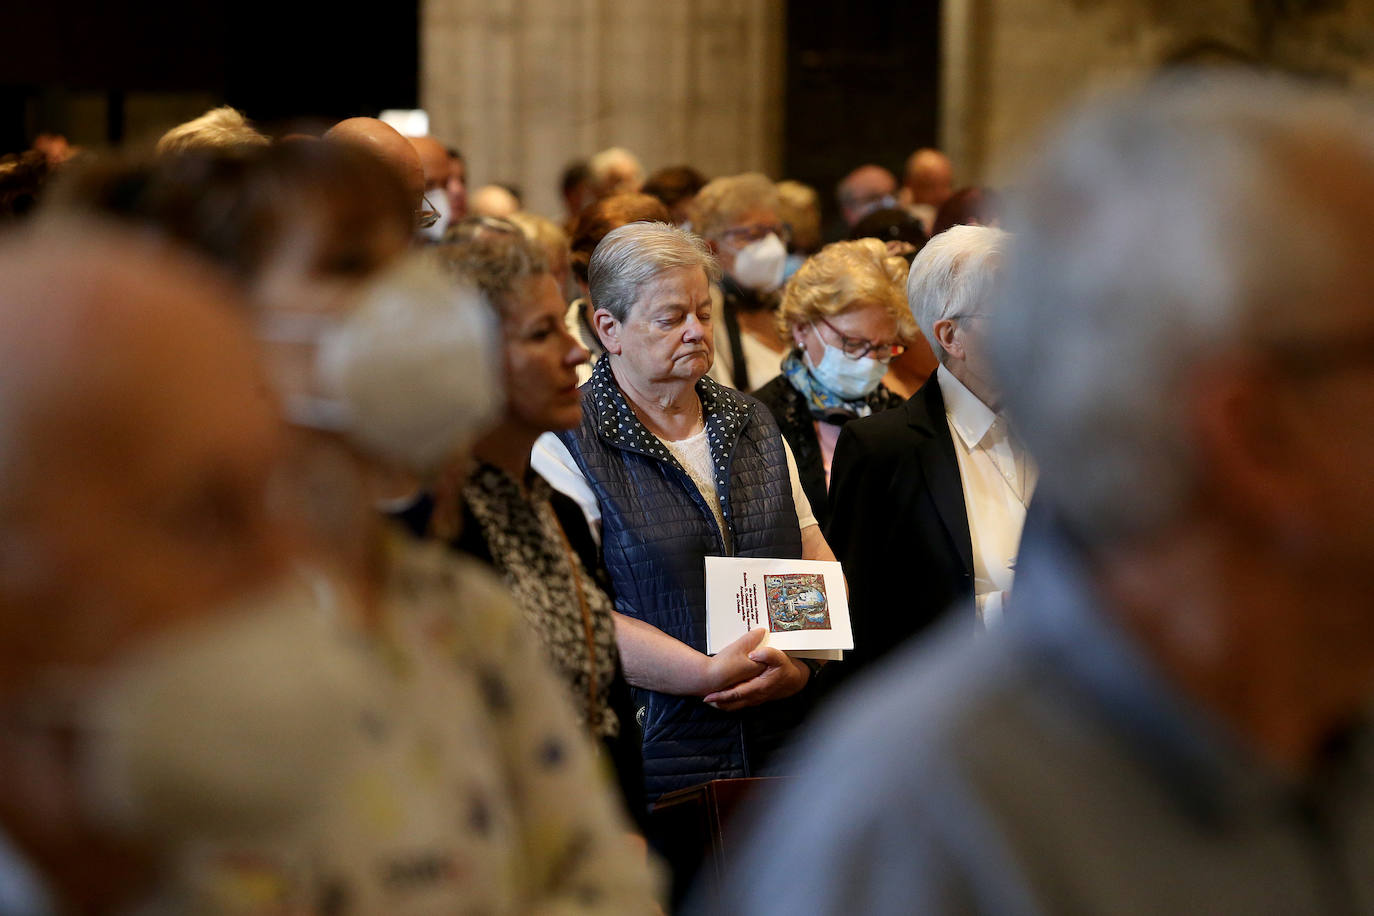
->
<box><xmin>753</xmin><ymin>239</ymin><xmax>917</xmax><ymax>530</ymax></box>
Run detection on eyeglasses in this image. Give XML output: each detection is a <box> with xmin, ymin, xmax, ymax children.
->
<box><xmin>415</xmin><ymin>196</ymin><xmax>441</xmax><ymax>230</ymax></box>
<box><xmin>815</xmin><ymin>317</ymin><xmax>906</xmax><ymax>362</ymax></box>
<box><xmin>719</xmin><ymin>222</ymin><xmax>792</xmax><ymax>246</ymax></box>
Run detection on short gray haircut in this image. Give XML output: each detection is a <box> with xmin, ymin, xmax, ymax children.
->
<box><xmin>993</xmin><ymin>73</ymin><xmax>1374</xmax><ymax>542</ymax></box>
<box><xmin>909</xmin><ymin>224</ymin><xmax>1008</xmax><ymax>363</ymax></box>
<box><xmin>588</xmin><ymin>222</ymin><xmax>721</xmax><ymax>322</ymax></box>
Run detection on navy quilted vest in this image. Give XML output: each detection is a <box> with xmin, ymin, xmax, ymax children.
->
<box><xmin>558</xmin><ymin>357</ymin><xmax>808</xmax><ymax>800</ymax></box>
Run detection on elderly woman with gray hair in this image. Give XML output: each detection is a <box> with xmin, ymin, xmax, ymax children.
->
<box><xmin>533</xmin><ymin>221</ymin><xmax>835</xmax><ymax>804</ymax></box>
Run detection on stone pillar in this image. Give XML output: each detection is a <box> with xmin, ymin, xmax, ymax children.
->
<box><xmin>940</xmin><ymin>0</ymin><xmax>1374</xmax><ymax>184</ymax></box>
<box><xmin>422</xmin><ymin>0</ymin><xmax>785</xmax><ymax>220</ymax></box>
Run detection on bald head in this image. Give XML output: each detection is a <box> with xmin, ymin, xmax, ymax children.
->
<box><xmin>407</xmin><ymin>135</ymin><xmax>450</xmax><ymax>191</ymax></box>
<box><xmin>326</xmin><ymin>117</ymin><xmax>426</xmax><ymax>209</ymax></box>
<box><xmin>837</xmin><ymin>164</ymin><xmax>898</xmax><ymax>226</ymax></box>
<box><xmin>0</xmin><ymin>223</ymin><xmax>286</xmax><ymax>695</ymax></box>
<box><xmin>903</xmin><ymin>148</ymin><xmax>954</xmax><ymax>208</ymax></box>
<box><xmin>470</xmin><ymin>184</ymin><xmax>520</xmax><ymax>219</ymax></box>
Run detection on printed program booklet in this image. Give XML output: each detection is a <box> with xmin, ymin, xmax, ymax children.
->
<box><xmin>704</xmin><ymin>556</ymin><xmax>852</xmax><ymax>659</ymax></box>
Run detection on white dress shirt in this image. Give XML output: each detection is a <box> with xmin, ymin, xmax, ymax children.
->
<box><xmin>937</xmin><ymin>365</ymin><xmax>1037</xmax><ymax>625</ymax></box>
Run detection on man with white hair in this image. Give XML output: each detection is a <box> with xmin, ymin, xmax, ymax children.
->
<box><xmin>824</xmin><ymin>224</ymin><xmax>1030</xmax><ymax>685</ymax></box>
<box><xmin>711</xmin><ymin>73</ymin><xmax>1374</xmax><ymax>914</ymax></box>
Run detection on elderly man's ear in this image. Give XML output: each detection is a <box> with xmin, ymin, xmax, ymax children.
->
<box><xmin>1187</xmin><ymin>360</ymin><xmax>1316</xmax><ymax>542</ymax></box>
<box><xmin>592</xmin><ymin>308</ymin><xmax>623</xmax><ymax>355</ymax></box>
<box><xmin>933</xmin><ymin>318</ymin><xmax>964</xmax><ymax>361</ymax></box>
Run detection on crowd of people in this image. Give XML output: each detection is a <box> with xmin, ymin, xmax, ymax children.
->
<box><xmin>3</xmin><ymin>67</ymin><xmax>1374</xmax><ymax>915</ymax></box>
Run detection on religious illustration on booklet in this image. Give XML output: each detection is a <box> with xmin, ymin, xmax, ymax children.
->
<box><xmin>765</xmin><ymin>573</ymin><xmax>830</xmax><ymax>632</ymax></box>
<box><xmin>704</xmin><ymin>556</ymin><xmax>852</xmax><ymax>658</ymax></box>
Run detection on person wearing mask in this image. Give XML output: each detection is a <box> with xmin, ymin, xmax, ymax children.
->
<box><xmin>49</xmin><ymin>142</ymin><xmax>661</xmax><ymax>914</ymax></box>
<box><xmin>398</xmin><ymin>219</ymin><xmax>647</xmax><ymax>823</ymax></box>
<box><xmin>691</xmin><ymin>173</ymin><xmax>792</xmax><ymax>391</ymax></box>
<box><xmin>0</xmin><ymin>224</ymin><xmax>383</xmax><ymax>916</ymax></box>
<box><xmin>565</xmin><ymin>192</ymin><xmax>673</xmax><ymax>381</ymax></box>
<box><xmin>715</xmin><ymin>73</ymin><xmax>1374</xmax><ymax>916</ymax></box>
<box><xmin>533</xmin><ymin>222</ymin><xmax>835</xmax><ymax>808</ymax></box>
<box><xmin>753</xmin><ymin>239</ymin><xmax>914</xmax><ymax>531</ymax></box>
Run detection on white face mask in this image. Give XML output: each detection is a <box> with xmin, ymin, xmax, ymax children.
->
<box><xmin>419</xmin><ymin>191</ymin><xmax>452</xmax><ymax>242</ymax></box>
<box><xmin>259</xmin><ymin>254</ymin><xmax>502</xmax><ymax>473</ymax></box>
<box><xmin>806</xmin><ymin>328</ymin><xmax>889</xmax><ymax>400</ymax></box>
<box><xmin>24</xmin><ymin>574</ymin><xmax>382</xmax><ymax>844</ymax></box>
<box><xmin>731</xmin><ymin>232</ymin><xmax>788</xmax><ymax>293</ymax></box>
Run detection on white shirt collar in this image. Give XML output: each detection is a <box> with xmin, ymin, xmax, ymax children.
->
<box><xmin>937</xmin><ymin>364</ymin><xmax>998</xmax><ymax>449</ymax></box>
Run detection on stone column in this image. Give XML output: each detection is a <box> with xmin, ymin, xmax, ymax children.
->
<box><xmin>940</xmin><ymin>0</ymin><xmax>1374</xmax><ymax>184</ymax></box>
<box><xmin>422</xmin><ymin>0</ymin><xmax>785</xmax><ymax>220</ymax></box>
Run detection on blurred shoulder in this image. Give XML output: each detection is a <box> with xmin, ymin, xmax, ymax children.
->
<box><xmin>383</xmin><ymin>525</ymin><xmax>523</xmax><ymax>645</ymax></box>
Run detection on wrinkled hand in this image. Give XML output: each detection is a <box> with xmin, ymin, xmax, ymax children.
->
<box><xmin>703</xmin><ymin>643</ymin><xmax>809</xmax><ymax>711</ymax></box>
<box><xmin>699</xmin><ymin>627</ymin><xmax>769</xmax><ymax>695</ymax></box>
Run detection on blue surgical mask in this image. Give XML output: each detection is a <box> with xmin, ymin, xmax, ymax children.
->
<box><xmin>806</xmin><ymin>329</ymin><xmax>888</xmax><ymax>400</ymax></box>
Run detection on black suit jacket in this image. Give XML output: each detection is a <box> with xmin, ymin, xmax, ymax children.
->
<box><xmin>823</xmin><ymin>374</ymin><xmax>975</xmax><ymax>684</ymax></box>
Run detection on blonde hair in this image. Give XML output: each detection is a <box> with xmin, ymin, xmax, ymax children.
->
<box><xmin>778</xmin><ymin>238</ymin><xmax>915</xmax><ymax>343</ymax></box>
<box><xmin>155</xmin><ymin>107</ymin><xmax>269</xmax><ymax>156</ymax></box>
<box><xmin>776</xmin><ymin>180</ymin><xmax>821</xmax><ymax>254</ymax></box>
<box><xmin>688</xmin><ymin>172</ymin><xmax>779</xmax><ymax>242</ymax></box>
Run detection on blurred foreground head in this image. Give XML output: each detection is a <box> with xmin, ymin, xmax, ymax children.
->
<box><xmin>0</xmin><ymin>224</ymin><xmax>381</xmax><ymax>912</ymax></box>
<box><xmin>997</xmin><ymin>73</ymin><xmax>1374</xmax><ymax>549</ymax></box>
<box><xmin>49</xmin><ymin>141</ymin><xmax>499</xmax><ymax>477</ymax></box>
<box><xmin>0</xmin><ymin>225</ymin><xmax>285</xmax><ymax>692</ymax></box>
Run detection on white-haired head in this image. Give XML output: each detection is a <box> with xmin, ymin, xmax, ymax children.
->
<box><xmin>994</xmin><ymin>72</ymin><xmax>1374</xmax><ymax>543</ymax></box>
<box><xmin>908</xmin><ymin>224</ymin><xmax>1008</xmax><ymax>365</ymax></box>
<box><xmin>588</xmin><ymin>221</ymin><xmax>719</xmax><ymax>323</ymax></box>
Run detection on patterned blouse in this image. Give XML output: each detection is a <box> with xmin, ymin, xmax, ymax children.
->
<box><xmin>178</xmin><ymin>529</ymin><xmax>658</xmax><ymax>915</ymax></box>
<box><xmin>462</xmin><ymin>464</ymin><xmax>621</xmax><ymax>739</ymax></box>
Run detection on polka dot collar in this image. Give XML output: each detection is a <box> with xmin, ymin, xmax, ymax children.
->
<box><xmin>586</xmin><ymin>357</ymin><xmax>755</xmax><ymax>519</ymax></box>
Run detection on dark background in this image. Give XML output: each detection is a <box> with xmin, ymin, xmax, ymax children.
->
<box><xmin>0</xmin><ymin>0</ymin><xmax>421</xmax><ymax>150</ymax></box>
<box><xmin>3</xmin><ymin>0</ymin><xmax>940</xmax><ymax>227</ymax></box>
<box><xmin>786</xmin><ymin>0</ymin><xmax>942</xmax><ymax>233</ymax></box>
